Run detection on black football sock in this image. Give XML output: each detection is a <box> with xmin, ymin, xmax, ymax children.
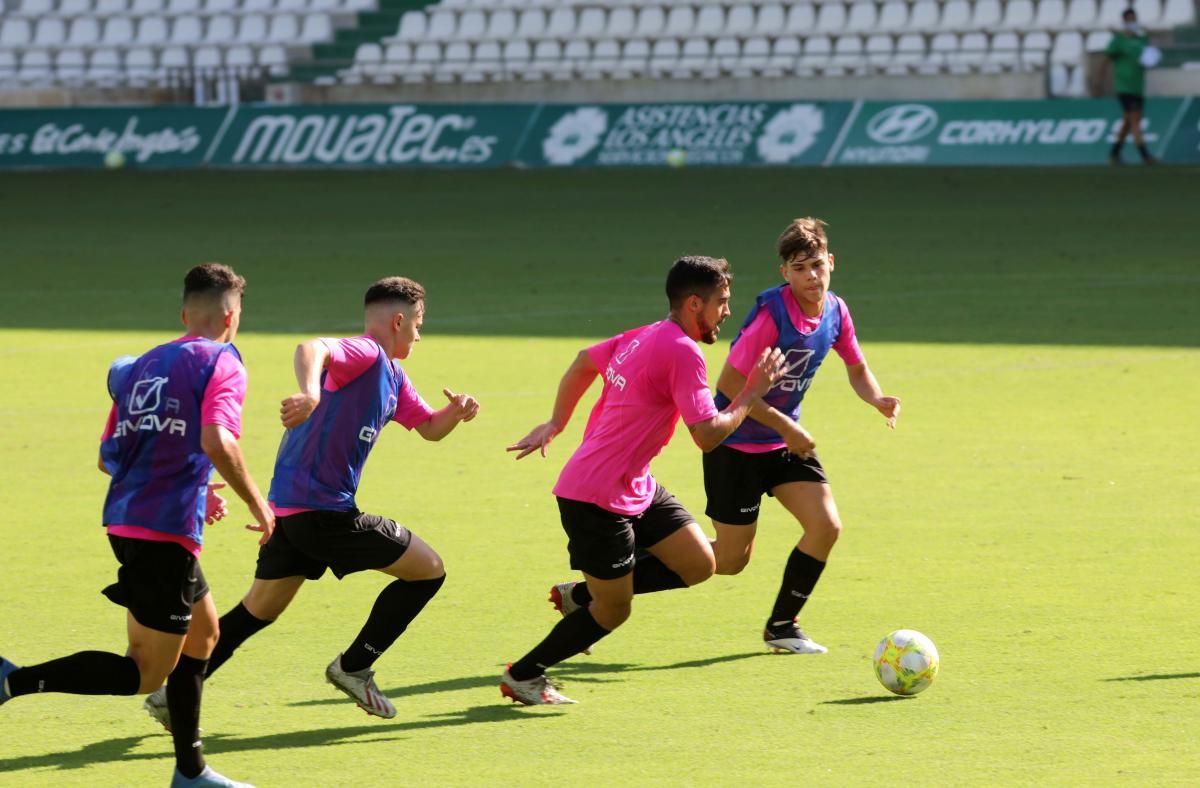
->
<box><xmin>569</xmin><ymin>582</ymin><xmax>592</xmax><ymax>607</ymax></box>
<box><xmin>204</xmin><ymin>602</ymin><xmax>273</xmax><ymax>679</ymax></box>
<box><xmin>1138</xmin><ymin>143</ymin><xmax>1152</xmax><ymax>161</ymax></box>
<box><xmin>167</xmin><ymin>655</ymin><xmax>207</xmax><ymax>779</ymax></box>
<box><xmin>340</xmin><ymin>575</ymin><xmax>445</xmax><ymax>674</ymax></box>
<box><xmin>508</xmin><ymin>607</ymin><xmax>610</xmax><ymax>682</ymax></box>
<box><xmin>1110</xmin><ymin>139</ymin><xmax>1125</xmax><ymax>157</ymax></box>
<box><xmin>767</xmin><ymin>548</ymin><xmax>827</xmax><ymax>627</ymax></box>
<box><xmin>631</xmin><ymin>553</ymin><xmax>687</xmax><ymax>594</ymax></box>
<box><xmin>7</xmin><ymin>651</ymin><xmax>140</xmax><ymax>697</ymax></box>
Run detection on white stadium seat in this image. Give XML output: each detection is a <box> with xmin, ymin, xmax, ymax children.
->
<box><xmin>1098</xmin><ymin>0</ymin><xmax>1131</xmax><ymax>27</ymax></box>
<box><xmin>648</xmin><ymin>38</ymin><xmax>678</xmax><ymax>77</ymax></box>
<box><xmin>1052</xmin><ymin>30</ymin><xmax>1084</xmax><ymax>63</ymax></box>
<box><xmin>60</xmin><ymin>0</ymin><xmax>95</xmax><ymax>16</ymax></box>
<box><xmin>576</xmin><ymin>8</ymin><xmax>606</xmax><ymax>40</ymax></box>
<box><xmin>865</xmin><ymin>34</ymin><xmax>894</xmax><ymax>69</ymax></box>
<box><xmin>205</xmin><ymin>0</ymin><xmax>236</xmax><ymax>13</ymax></box>
<box><xmin>226</xmin><ymin>46</ymin><xmax>254</xmax><ymax>70</ymax></box>
<box><xmin>677</xmin><ymin>37</ymin><xmax>709</xmax><ymax>76</ymax></box>
<box><xmin>890</xmin><ymin>33</ymin><xmax>925</xmax><ymax>73</ymax></box>
<box><xmin>102</xmin><ymin>17</ymin><xmax>134</xmax><ymax>46</ymax></box>
<box><xmin>740</xmin><ymin>36</ymin><xmax>770</xmax><ymax>77</ymax></box>
<box><xmin>237</xmin><ymin>14</ymin><xmax>268</xmax><ymax>44</ymax></box>
<box><xmin>1085</xmin><ymin>30</ymin><xmax>1113</xmax><ymax>51</ymax></box>
<box><xmin>167</xmin><ymin>0</ymin><xmax>202</xmax><ymax>14</ymax></box>
<box><xmin>815</xmin><ymin>4</ymin><xmax>847</xmax><ymax>35</ymax></box>
<box><xmin>695</xmin><ymin>6</ymin><xmax>724</xmax><ymax>37</ymax></box>
<box><xmin>754</xmin><ymin>4</ymin><xmax>785</xmax><ymax>37</ymax></box>
<box><xmin>517</xmin><ymin>9</ymin><xmax>547</xmax><ymax>39</ymax></box>
<box><xmin>267</xmin><ymin>14</ymin><xmax>299</xmax><ymax>44</ymax></box>
<box><xmin>846</xmin><ymin>3</ymin><xmax>879</xmax><ymax>34</ymax></box>
<box><xmin>606</xmin><ymin>8</ymin><xmax>635</xmax><ymax>39</ymax></box>
<box><xmin>0</xmin><ymin>19</ymin><xmax>32</xmax><ymax>48</ymax></box>
<box><xmin>20</xmin><ymin>50</ymin><xmax>54</xmax><ymax>84</ymax></box>
<box><xmin>664</xmin><ymin>6</ymin><xmax>696</xmax><ymax>38</ymax></box>
<box><xmin>67</xmin><ymin>17</ymin><xmax>102</xmax><ymax>47</ymax></box>
<box><xmin>830</xmin><ymin>34</ymin><xmax>865</xmax><ymax>74</ymax></box>
<box><xmin>427</xmin><ymin>10</ymin><xmax>457</xmax><ymax>43</ymax></box>
<box><xmin>136</xmin><ymin>17</ymin><xmax>169</xmax><ymax>46</ymax></box>
<box><xmin>241</xmin><ymin>0</ymin><xmax>275</xmax><ymax>13</ymax></box>
<box><xmin>207</xmin><ymin>15</ymin><xmax>235</xmax><ymax>44</ymax></box>
<box><xmin>784</xmin><ymin>5</ymin><xmax>815</xmax><ymax>35</ymax></box>
<box><xmin>1065</xmin><ymin>0</ymin><xmax>1099</xmax><ymax>28</ymax></box>
<box><xmin>160</xmin><ymin>45</ymin><xmax>190</xmax><ymax>73</ymax></box>
<box><xmin>394</xmin><ymin>11</ymin><xmax>426</xmax><ymax>43</ymax></box>
<box><xmin>878</xmin><ymin>1</ymin><xmax>908</xmax><ymax>32</ymax></box>
<box><xmin>999</xmin><ymin>0</ymin><xmax>1036</xmax><ymax>30</ymax></box>
<box><xmin>971</xmin><ymin>0</ymin><xmax>1003</xmax><ymax>29</ymax></box>
<box><xmin>769</xmin><ymin>36</ymin><xmax>800</xmax><ymax>74</ymax></box>
<box><xmin>301</xmin><ymin>13</ymin><xmax>332</xmax><ymax>42</ymax></box>
<box><xmin>194</xmin><ymin>46</ymin><xmax>222</xmax><ymax>71</ymax></box>
<box><xmin>87</xmin><ymin>48</ymin><xmax>122</xmax><ymax>84</ymax></box>
<box><xmin>544</xmin><ymin>8</ymin><xmax>576</xmax><ymax>40</ymax></box>
<box><xmin>485</xmin><ymin>9</ymin><xmax>517</xmax><ymax>41</ymax></box>
<box><xmin>712</xmin><ymin>37</ymin><xmax>739</xmax><ymax>75</ymax></box>
<box><xmin>34</xmin><ymin>18</ymin><xmax>68</xmax><ymax>47</ymax></box>
<box><xmin>124</xmin><ymin>47</ymin><xmax>158</xmax><ymax>82</ymax></box>
<box><xmin>941</xmin><ymin>0</ymin><xmax>971</xmax><ymax>32</ymax></box>
<box><xmin>726</xmin><ymin>6</ymin><xmax>755</xmax><ymax>36</ymax></box>
<box><xmin>1036</xmin><ymin>0</ymin><xmax>1069</xmax><ymax>30</ymax></box>
<box><xmin>799</xmin><ymin>36</ymin><xmax>832</xmax><ymax>73</ymax></box>
<box><xmin>171</xmin><ymin>16</ymin><xmax>205</xmax><ymax>46</ymax></box>
<box><xmin>1163</xmin><ymin>0</ymin><xmax>1197</xmax><ymax>25</ymax></box>
<box><xmin>17</xmin><ymin>0</ymin><xmax>56</xmax><ymax>16</ymax></box>
<box><xmin>130</xmin><ymin>0</ymin><xmax>166</xmax><ymax>14</ymax></box>
<box><xmin>95</xmin><ymin>0</ymin><xmax>129</xmax><ymax>15</ymax></box>
<box><xmin>56</xmin><ymin>49</ymin><xmax>88</xmax><ymax>84</ymax></box>
<box><xmin>634</xmin><ymin>7</ymin><xmax>665</xmax><ymax>39</ymax></box>
<box><xmin>562</xmin><ymin>38</ymin><xmax>589</xmax><ymax>72</ymax></box>
<box><xmin>989</xmin><ymin>31</ymin><xmax>1021</xmax><ymax>70</ymax></box>
<box><xmin>909</xmin><ymin>1</ymin><xmax>940</xmax><ymax>31</ymax></box>
<box><xmin>1133</xmin><ymin>0</ymin><xmax>1163</xmax><ymax>26</ymax></box>
<box><xmin>259</xmin><ymin>44</ymin><xmax>287</xmax><ymax>75</ymax></box>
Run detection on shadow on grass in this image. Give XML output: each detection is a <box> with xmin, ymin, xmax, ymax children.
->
<box><xmin>1102</xmin><ymin>672</ymin><xmax>1200</xmax><ymax>682</ymax></box>
<box><xmin>0</xmin><ymin>705</ymin><xmax>557</xmax><ymax>774</ymax></box>
<box><xmin>292</xmin><ymin>653</ymin><xmax>767</xmax><ymax>708</ymax></box>
<box><xmin>820</xmin><ymin>696</ymin><xmax>911</xmax><ymax>705</ymax></box>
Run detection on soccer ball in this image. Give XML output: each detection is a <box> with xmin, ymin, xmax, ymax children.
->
<box><xmin>104</xmin><ymin>150</ymin><xmax>126</xmax><ymax>170</ymax></box>
<box><xmin>873</xmin><ymin>629</ymin><xmax>939</xmax><ymax>696</ymax></box>
<box><xmin>664</xmin><ymin>148</ymin><xmax>688</xmax><ymax>168</ymax></box>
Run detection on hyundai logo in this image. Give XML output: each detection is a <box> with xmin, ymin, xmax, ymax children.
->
<box><xmin>866</xmin><ymin>104</ymin><xmax>939</xmax><ymax>145</ymax></box>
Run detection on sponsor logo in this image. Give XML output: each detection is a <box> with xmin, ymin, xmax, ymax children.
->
<box><xmin>605</xmin><ymin>365</ymin><xmax>627</xmax><ymax>391</ymax></box>
<box><xmin>129</xmin><ymin>377</ymin><xmax>168</xmax><ymax>415</ymax></box>
<box><xmin>231</xmin><ymin>106</ymin><xmax>499</xmax><ymax>166</ymax></box>
<box><xmin>614</xmin><ymin>339</ymin><xmax>640</xmax><ymax>365</ymax></box>
<box><xmin>611</xmin><ymin>553</ymin><xmax>635</xmax><ymax>570</ymax></box>
<box><xmin>542</xmin><ymin>107</ymin><xmax>608</xmax><ymax>165</ymax></box>
<box><xmin>775</xmin><ymin>349</ymin><xmax>815</xmax><ymax>394</ymax></box>
<box><xmin>738</xmin><ymin>504</ymin><xmax>760</xmax><ymax>514</ymax></box>
<box><xmin>169</xmin><ymin>613</ymin><xmax>193</xmax><ymax>622</ymax></box>
<box><xmin>756</xmin><ymin>104</ymin><xmax>824</xmax><ymax>163</ymax></box>
<box><xmin>116</xmin><ymin>376</ymin><xmax>187</xmax><ymax>437</ymax></box>
<box><xmin>0</xmin><ymin>117</ymin><xmax>202</xmax><ymax>163</ymax></box>
<box><xmin>359</xmin><ymin>425</ymin><xmax>378</xmax><ymax>443</ymax></box>
<box><xmin>866</xmin><ymin>104</ymin><xmax>939</xmax><ymax>145</ymax></box>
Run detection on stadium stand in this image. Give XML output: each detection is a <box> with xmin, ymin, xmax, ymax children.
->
<box><xmin>0</xmin><ymin>0</ymin><xmax>1197</xmax><ymax>98</ymax></box>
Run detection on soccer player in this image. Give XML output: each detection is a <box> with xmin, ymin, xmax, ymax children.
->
<box><xmin>0</xmin><ymin>263</ymin><xmax>273</xmax><ymax>788</ymax></box>
<box><xmin>1106</xmin><ymin>8</ymin><xmax>1157</xmax><ymax>166</ymax></box>
<box><xmin>705</xmin><ymin>218</ymin><xmax>900</xmax><ymax>655</ymax></box>
<box><xmin>142</xmin><ymin>276</ymin><xmax>478</xmax><ymax>725</ymax></box>
<box><xmin>501</xmin><ymin>256</ymin><xmax>785</xmax><ymax>705</ymax></box>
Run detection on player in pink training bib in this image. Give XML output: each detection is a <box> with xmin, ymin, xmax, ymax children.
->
<box><xmin>705</xmin><ymin>218</ymin><xmax>901</xmax><ymax>656</ymax></box>
<box><xmin>1</xmin><ymin>264</ymin><xmax>273</xmax><ymax>788</ymax></box>
<box><xmin>499</xmin><ymin>256</ymin><xmax>786</xmax><ymax>706</ymax></box>
<box><xmin>139</xmin><ymin>277</ymin><xmax>479</xmax><ymax>726</ymax></box>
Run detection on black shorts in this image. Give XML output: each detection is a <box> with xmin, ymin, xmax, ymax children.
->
<box><xmin>703</xmin><ymin>444</ymin><xmax>828</xmax><ymax>526</ymax></box>
<box><xmin>557</xmin><ymin>484</ymin><xmax>696</xmax><ymax>580</ymax></box>
<box><xmin>101</xmin><ymin>534</ymin><xmax>210</xmax><ymax>635</ymax></box>
<box><xmin>255</xmin><ymin>509</ymin><xmax>412</xmax><ymax>581</ymax></box>
<box><xmin>1117</xmin><ymin>93</ymin><xmax>1145</xmax><ymax>113</ymax></box>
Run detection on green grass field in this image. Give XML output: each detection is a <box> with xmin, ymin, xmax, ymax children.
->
<box><xmin>0</xmin><ymin>168</ymin><xmax>1197</xmax><ymax>786</ymax></box>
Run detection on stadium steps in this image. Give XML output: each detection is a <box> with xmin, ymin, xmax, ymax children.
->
<box><xmin>287</xmin><ymin>0</ymin><xmax>431</xmax><ymax>83</ymax></box>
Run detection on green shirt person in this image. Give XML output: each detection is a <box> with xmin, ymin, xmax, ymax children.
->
<box><xmin>1105</xmin><ymin>9</ymin><xmax>1156</xmax><ymax>165</ymax></box>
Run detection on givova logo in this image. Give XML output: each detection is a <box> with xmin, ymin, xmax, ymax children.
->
<box><xmin>756</xmin><ymin>105</ymin><xmax>824</xmax><ymax>163</ymax></box>
<box><xmin>542</xmin><ymin>107</ymin><xmax>609</xmax><ymax>165</ymax></box>
<box><xmin>116</xmin><ymin>377</ymin><xmax>187</xmax><ymax>438</ymax></box>
<box><xmin>866</xmin><ymin>104</ymin><xmax>940</xmax><ymax>145</ymax></box>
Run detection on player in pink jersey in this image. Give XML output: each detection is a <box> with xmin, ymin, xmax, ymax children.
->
<box><xmin>1</xmin><ymin>264</ymin><xmax>273</xmax><ymax>788</ymax></box>
<box><xmin>705</xmin><ymin>218</ymin><xmax>901</xmax><ymax>655</ymax></box>
<box><xmin>141</xmin><ymin>277</ymin><xmax>479</xmax><ymax>726</ymax></box>
<box><xmin>500</xmin><ymin>256</ymin><xmax>786</xmax><ymax>705</ymax></box>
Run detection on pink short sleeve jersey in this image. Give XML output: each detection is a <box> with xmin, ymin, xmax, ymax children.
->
<box><xmin>104</xmin><ymin>336</ymin><xmax>248</xmax><ymax>555</ymax></box>
<box><xmin>725</xmin><ymin>291</ymin><xmax>863</xmax><ymax>453</ymax></box>
<box><xmin>553</xmin><ymin>320</ymin><xmax>719</xmax><ymax>515</ymax></box>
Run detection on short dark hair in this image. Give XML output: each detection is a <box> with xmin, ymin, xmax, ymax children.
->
<box><xmin>1122</xmin><ymin>8</ymin><xmax>1137</xmax><ymax>21</ymax></box>
<box><xmin>183</xmin><ymin>263</ymin><xmax>245</xmax><ymax>306</ymax></box>
<box><xmin>777</xmin><ymin>217</ymin><xmax>829</xmax><ymax>263</ymax></box>
<box><xmin>665</xmin><ymin>256</ymin><xmax>732</xmax><ymax>309</ymax></box>
<box><xmin>364</xmin><ymin>276</ymin><xmax>425</xmax><ymax>308</ymax></box>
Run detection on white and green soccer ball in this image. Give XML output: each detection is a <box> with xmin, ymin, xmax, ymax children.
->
<box><xmin>873</xmin><ymin>629</ymin><xmax>939</xmax><ymax>696</ymax></box>
<box><xmin>664</xmin><ymin>147</ymin><xmax>688</xmax><ymax>168</ymax></box>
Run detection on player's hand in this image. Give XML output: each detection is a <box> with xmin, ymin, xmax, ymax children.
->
<box><xmin>443</xmin><ymin>388</ymin><xmax>480</xmax><ymax>423</ymax></box>
<box><xmin>244</xmin><ymin>499</ymin><xmax>275</xmax><ymax>546</ymax></box>
<box><xmin>204</xmin><ymin>482</ymin><xmax>228</xmax><ymax>525</ymax></box>
<box><xmin>875</xmin><ymin>396</ymin><xmax>901</xmax><ymax>429</ymax></box>
<box><xmin>507</xmin><ymin>421</ymin><xmax>560</xmax><ymax>460</ymax></box>
<box><xmin>783</xmin><ymin>423</ymin><xmax>817</xmax><ymax>459</ymax></box>
<box><xmin>746</xmin><ymin>347</ymin><xmax>786</xmax><ymax>399</ymax></box>
<box><xmin>280</xmin><ymin>393</ymin><xmax>319</xmax><ymax>429</ymax></box>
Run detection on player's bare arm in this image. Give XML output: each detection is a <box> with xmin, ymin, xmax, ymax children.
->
<box><xmin>715</xmin><ymin>359</ymin><xmax>817</xmax><ymax>458</ymax></box>
<box><xmin>280</xmin><ymin>339</ymin><xmax>333</xmax><ymax>429</ymax></box>
<box><xmin>416</xmin><ymin>387</ymin><xmax>480</xmax><ymax>441</ymax></box>
<box><xmin>845</xmin><ymin>362</ymin><xmax>900</xmax><ymax>429</ymax></box>
<box><xmin>200</xmin><ymin>423</ymin><xmax>275</xmax><ymax>543</ymax></box>
<box><xmin>689</xmin><ymin>347</ymin><xmax>786</xmax><ymax>452</ymax></box>
<box><xmin>507</xmin><ymin>348</ymin><xmax>600</xmax><ymax>460</ymax></box>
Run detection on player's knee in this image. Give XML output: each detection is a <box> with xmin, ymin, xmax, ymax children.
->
<box><xmin>132</xmin><ymin>659</ymin><xmax>172</xmax><ymax>694</ymax></box>
<box><xmin>679</xmin><ymin>553</ymin><xmax>716</xmax><ymax>586</ymax></box>
<box><xmin>715</xmin><ymin>552</ymin><xmax>751</xmax><ymax>576</ymax></box>
<box><xmin>590</xmin><ymin>598</ymin><xmax>632</xmax><ymax>629</ymax></box>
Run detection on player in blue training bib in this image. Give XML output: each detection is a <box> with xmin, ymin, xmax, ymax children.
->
<box><xmin>704</xmin><ymin>218</ymin><xmax>902</xmax><ymax>655</ymax></box>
